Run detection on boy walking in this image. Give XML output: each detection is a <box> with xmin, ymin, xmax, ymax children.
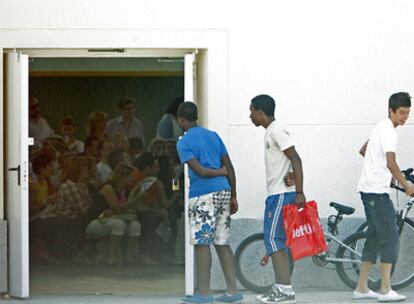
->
<box><xmin>176</xmin><ymin>102</ymin><xmax>243</xmax><ymax>304</ymax></box>
<box><xmin>249</xmin><ymin>94</ymin><xmax>305</xmax><ymax>304</ymax></box>
<box><xmin>353</xmin><ymin>92</ymin><xmax>414</xmax><ymax>302</ymax></box>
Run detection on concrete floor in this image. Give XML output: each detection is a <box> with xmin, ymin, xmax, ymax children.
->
<box><xmin>3</xmin><ymin>288</ymin><xmax>414</xmax><ymax>303</ymax></box>
<box><xmin>29</xmin><ymin>264</ymin><xmax>185</xmax><ymax>295</ymax></box>
<box><xmin>2</xmin><ymin>264</ymin><xmax>414</xmax><ymax>303</ymax></box>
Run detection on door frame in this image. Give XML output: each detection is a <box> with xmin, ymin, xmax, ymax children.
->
<box><xmin>0</xmin><ymin>29</ymin><xmax>229</xmax><ymax>296</ymax></box>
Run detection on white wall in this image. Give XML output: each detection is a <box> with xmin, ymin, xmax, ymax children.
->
<box><xmin>1</xmin><ymin>0</ymin><xmax>414</xmax><ymax>218</ymax></box>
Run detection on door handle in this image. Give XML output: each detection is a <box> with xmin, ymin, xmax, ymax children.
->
<box><xmin>8</xmin><ymin>165</ymin><xmax>21</xmax><ymax>186</ymax></box>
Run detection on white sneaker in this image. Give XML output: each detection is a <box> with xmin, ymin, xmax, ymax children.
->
<box><xmin>377</xmin><ymin>290</ymin><xmax>406</xmax><ymax>302</ymax></box>
<box><xmin>352</xmin><ymin>290</ymin><xmax>378</xmax><ymax>300</ymax></box>
<box><xmin>256</xmin><ymin>286</ymin><xmax>275</xmax><ymax>302</ymax></box>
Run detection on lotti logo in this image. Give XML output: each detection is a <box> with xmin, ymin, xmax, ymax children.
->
<box><xmin>292</xmin><ymin>223</ymin><xmax>314</xmax><ymax>239</ymax></box>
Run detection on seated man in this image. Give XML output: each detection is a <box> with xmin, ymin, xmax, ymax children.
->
<box><xmin>60</xmin><ymin>117</ymin><xmax>84</xmax><ymax>156</ymax></box>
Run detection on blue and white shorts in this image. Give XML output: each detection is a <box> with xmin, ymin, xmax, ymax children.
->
<box><xmin>264</xmin><ymin>192</ymin><xmax>296</xmax><ymax>255</ymax></box>
<box><xmin>188</xmin><ymin>190</ymin><xmax>231</xmax><ymax>245</ymax></box>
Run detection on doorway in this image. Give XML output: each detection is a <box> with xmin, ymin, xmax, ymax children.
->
<box><xmin>5</xmin><ymin>47</ymin><xmax>205</xmax><ymax>298</ymax></box>
<box><xmin>27</xmin><ymin>57</ymin><xmax>185</xmax><ymax>295</ymax></box>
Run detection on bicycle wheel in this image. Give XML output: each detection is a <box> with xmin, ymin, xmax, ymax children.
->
<box><xmin>389</xmin><ymin>218</ymin><xmax>414</xmax><ymax>289</ymax></box>
<box><xmin>336</xmin><ymin>218</ymin><xmax>414</xmax><ymax>290</ymax></box>
<box><xmin>235</xmin><ymin>233</ymin><xmax>273</xmax><ymax>294</ymax></box>
<box><xmin>335</xmin><ymin>231</ymin><xmax>382</xmax><ymax>290</ymax></box>
<box><xmin>234</xmin><ymin>233</ymin><xmax>293</xmax><ymax>294</ymax></box>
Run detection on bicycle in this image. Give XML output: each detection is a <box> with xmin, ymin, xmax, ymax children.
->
<box><xmin>235</xmin><ymin>169</ymin><xmax>414</xmax><ymax>293</ymax></box>
<box><xmin>338</xmin><ymin>168</ymin><xmax>414</xmax><ymax>290</ymax></box>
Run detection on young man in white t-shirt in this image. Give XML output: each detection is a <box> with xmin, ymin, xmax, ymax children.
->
<box><xmin>353</xmin><ymin>92</ymin><xmax>414</xmax><ymax>303</ymax></box>
<box><xmin>249</xmin><ymin>94</ymin><xmax>305</xmax><ymax>304</ymax></box>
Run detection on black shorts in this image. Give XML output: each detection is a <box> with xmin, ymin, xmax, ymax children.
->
<box><xmin>360</xmin><ymin>192</ymin><xmax>399</xmax><ymax>264</ymax></box>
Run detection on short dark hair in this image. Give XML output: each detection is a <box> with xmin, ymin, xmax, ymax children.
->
<box><xmin>107</xmin><ymin>148</ymin><xmax>125</xmax><ymax>170</ymax></box>
<box><xmin>118</xmin><ymin>96</ymin><xmax>136</xmax><ymax>109</ymax></box>
<box><xmin>389</xmin><ymin>92</ymin><xmax>411</xmax><ymax>111</ymax></box>
<box><xmin>251</xmin><ymin>94</ymin><xmax>275</xmax><ymax>117</ymax></box>
<box><xmin>32</xmin><ymin>153</ymin><xmax>53</xmax><ymax>175</ymax></box>
<box><xmin>61</xmin><ymin>116</ymin><xmax>75</xmax><ymax>127</ymax></box>
<box><xmin>133</xmin><ymin>152</ymin><xmax>156</xmax><ymax>171</ymax></box>
<box><xmin>166</xmin><ymin>96</ymin><xmax>184</xmax><ymax>117</ymax></box>
<box><xmin>177</xmin><ymin>102</ymin><xmax>198</xmax><ymax>122</ymax></box>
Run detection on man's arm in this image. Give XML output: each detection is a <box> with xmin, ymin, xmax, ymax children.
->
<box><xmin>359</xmin><ymin>141</ymin><xmax>368</xmax><ymax>157</ymax></box>
<box><xmin>386</xmin><ymin>152</ymin><xmax>414</xmax><ymax>196</ymax></box>
<box><xmin>222</xmin><ymin>154</ymin><xmax>238</xmax><ymax>214</ymax></box>
<box><xmin>186</xmin><ymin>158</ymin><xmax>227</xmax><ymax>177</ymax></box>
<box><xmin>284</xmin><ymin>146</ymin><xmax>306</xmax><ymax>207</ymax></box>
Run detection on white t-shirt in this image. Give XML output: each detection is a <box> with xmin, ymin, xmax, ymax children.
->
<box><xmin>264</xmin><ymin>120</ymin><xmax>295</xmax><ymax>196</ymax></box>
<box><xmin>65</xmin><ymin>138</ymin><xmax>85</xmax><ymax>155</ymax></box>
<box><xmin>29</xmin><ymin>116</ymin><xmax>54</xmax><ymax>148</ymax></box>
<box><xmin>357</xmin><ymin>118</ymin><xmax>397</xmax><ymax>194</ymax></box>
<box><xmin>96</xmin><ymin>162</ymin><xmax>112</xmax><ymax>182</ymax></box>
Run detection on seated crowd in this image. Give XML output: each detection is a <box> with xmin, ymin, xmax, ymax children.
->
<box><xmin>28</xmin><ymin>95</ymin><xmax>184</xmax><ymax>265</ymax></box>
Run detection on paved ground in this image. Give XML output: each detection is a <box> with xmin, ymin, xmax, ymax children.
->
<box><xmin>2</xmin><ymin>288</ymin><xmax>414</xmax><ymax>304</ymax></box>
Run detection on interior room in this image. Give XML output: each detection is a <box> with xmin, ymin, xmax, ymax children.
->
<box><xmin>28</xmin><ymin>57</ymin><xmax>185</xmax><ymax>295</ymax></box>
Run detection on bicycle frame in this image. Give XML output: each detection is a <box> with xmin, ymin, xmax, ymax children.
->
<box><xmin>315</xmin><ymin>232</ymin><xmax>362</xmax><ymax>264</ymax></box>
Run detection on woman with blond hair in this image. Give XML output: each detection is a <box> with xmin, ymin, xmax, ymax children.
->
<box><xmin>87</xmin><ymin>111</ymin><xmax>108</xmax><ymax>141</ymax></box>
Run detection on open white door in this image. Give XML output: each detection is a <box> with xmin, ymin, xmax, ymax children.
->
<box><xmin>4</xmin><ymin>52</ymin><xmax>30</xmax><ymax>298</ymax></box>
<box><xmin>184</xmin><ymin>52</ymin><xmax>197</xmax><ymax>296</ymax></box>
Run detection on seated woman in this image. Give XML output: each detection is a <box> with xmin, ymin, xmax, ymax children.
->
<box><xmin>85</xmin><ymin>164</ymin><xmax>142</xmax><ymax>265</ymax></box>
<box><xmin>53</xmin><ymin>155</ymin><xmax>94</xmax><ymax>261</ymax></box>
<box><xmin>129</xmin><ymin>153</ymin><xmax>177</xmax><ymax>264</ymax></box>
<box><xmin>148</xmin><ymin>137</ymin><xmax>165</xmax><ymax>157</ymax></box>
<box><xmin>29</xmin><ymin>153</ymin><xmax>59</xmax><ymax>263</ymax></box>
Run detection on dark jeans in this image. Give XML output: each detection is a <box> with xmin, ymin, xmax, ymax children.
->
<box><xmin>30</xmin><ymin>216</ymin><xmax>86</xmax><ymax>259</ymax></box>
<box><xmin>137</xmin><ymin>211</ymin><xmax>163</xmax><ymax>257</ymax></box>
<box><xmin>360</xmin><ymin>192</ymin><xmax>399</xmax><ymax>264</ymax></box>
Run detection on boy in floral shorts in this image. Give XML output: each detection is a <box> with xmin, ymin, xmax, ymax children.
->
<box><xmin>176</xmin><ymin>102</ymin><xmax>243</xmax><ymax>304</ymax></box>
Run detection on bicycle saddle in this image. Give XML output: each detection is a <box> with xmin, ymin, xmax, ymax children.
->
<box><xmin>329</xmin><ymin>202</ymin><xmax>355</xmax><ymax>215</ymax></box>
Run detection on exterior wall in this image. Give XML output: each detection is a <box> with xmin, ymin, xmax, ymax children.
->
<box><xmin>1</xmin><ymin>0</ymin><xmax>414</xmax><ymax>293</ymax></box>
<box><xmin>1</xmin><ymin>0</ymin><xmax>414</xmax><ymax>218</ymax></box>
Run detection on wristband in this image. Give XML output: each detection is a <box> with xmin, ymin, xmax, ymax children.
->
<box><xmin>296</xmin><ymin>191</ymin><xmax>303</xmax><ymax>194</ymax></box>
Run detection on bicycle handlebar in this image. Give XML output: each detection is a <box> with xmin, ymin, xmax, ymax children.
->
<box><xmin>390</xmin><ymin>168</ymin><xmax>414</xmax><ymax>193</ymax></box>
<box><xmin>402</xmin><ymin>168</ymin><xmax>414</xmax><ymax>183</ymax></box>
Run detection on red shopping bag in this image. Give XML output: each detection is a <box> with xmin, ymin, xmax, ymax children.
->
<box><xmin>283</xmin><ymin>201</ymin><xmax>328</xmax><ymax>261</ymax></box>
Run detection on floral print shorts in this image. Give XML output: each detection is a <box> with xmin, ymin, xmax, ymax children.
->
<box><xmin>188</xmin><ymin>190</ymin><xmax>231</xmax><ymax>245</ymax></box>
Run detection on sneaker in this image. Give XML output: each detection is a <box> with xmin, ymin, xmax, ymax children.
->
<box><xmin>215</xmin><ymin>292</ymin><xmax>243</xmax><ymax>303</ymax></box>
<box><xmin>256</xmin><ymin>285</ymin><xmax>276</xmax><ymax>302</ymax></box>
<box><xmin>377</xmin><ymin>290</ymin><xmax>406</xmax><ymax>302</ymax></box>
<box><xmin>259</xmin><ymin>286</ymin><xmax>295</xmax><ymax>304</ymax></box>
<box><xmin>181</xmin><ymin>293</ymin><xmax>214</xmax><ymax>304</ymax></box>
<box><xmin>352</xmin><ymin>290</ymin><xmax>378</xmax><ymax>300</ymax></box>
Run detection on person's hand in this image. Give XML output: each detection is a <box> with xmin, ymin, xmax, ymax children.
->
<box><xmin>230</xmin><ymin>197</ymin><xmax>238</xmax><ymax>215</ymax></box>
<box><xmin>219</xmin><ymin>166</ymin><xmax>228</xmax><ymax>176</ymax></box>
<box><xmin>296</xmin><ymin>192</ymin><xmax>306</xmax><ymax>209</ymax></box>
<box><xmin>405</xmin><ymin>185</ymin><xmax>414</xmax><ymax>197</ymax></box>
<box><xmin>284</xmin><ymin>172</ymin><xmax>295</xmax><ymax>187</ymax></box>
